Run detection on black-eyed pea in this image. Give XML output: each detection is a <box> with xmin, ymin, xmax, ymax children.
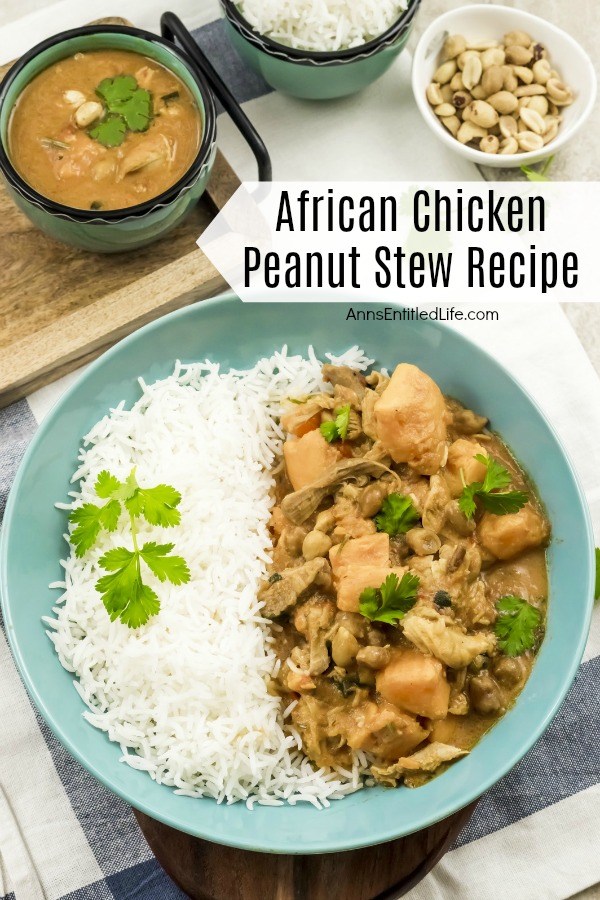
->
<box><xmin>440</xmin><ymin>84</ymin><xmax>454</xmax><ymax>102</ymax></box>
<box><xmin>532</xmin><ymin>59</ymin><xmax>552</xmax><ymax>84</ymax></box>
<box><xmin>480</xmin><ymin>134</ymin><xmax>500</xmax><ymax>154</ymax></box>
<box><xmin>505</xmin><ymin>45</ymin><xmax>533</xmax><ymax>66</ymax></box>
<box><xmin>457</xmin><ymin>121</ymin><xmax>487</xmax><ymax>144</ymax></box>
<box><xmin>433</xmin><ymin>59</ymin><xmax>457</xmax><ymax>85</ymax></box>
<box><xmin>519</xmin><ymin>107</ymin><xmax>545</xmax><ymax>134</ymax></box>
<box><xmin>462</xmin><ymin>55</ymin><xmax>483</xmax><ymax>90</ymax></box>
<box><xmin>499</xmin><ymin>115</ymin><xmax>518</xmax><ymax>138</ymax></box>
<box><xmin>517</xmin><ymin>130</ymin><xmax>544</xmax><ymax>152</ymax></box>
<box><xmin>488</xmin><ymin>90</ymin><xmax>518</xmax><ymax>115</ymax></box>
<box><xmin>504</xmin><ymin>30</ymin><xmax>532</xmax><ymax>48</ymax></box>
<box><xmin>466</xmin><ymin>99</ymin><xmax>499</xmax><ymax>128</ymax></box>
<box><xmin>527</xmin><ymin>95</ymin><xmax>549</xmax><ymax>116</ymax></box>
<box><xmin>546</xmin><ymin>79</ymin><xmax>574</xmax><ymax>105</ymax></box>
<box><xmin>515</xmin><ymin>84</ymin><xmax>547</xmax><ymax>98</ymax></box>
<box><xmin>471</xmin><ymin>85</ymin><xmax>486</xmax><ymax>100</ymax></box>
<box><xmin>502</xmin><ymin>65</ymin><xmax>518</xmax><ymax>92</ymax></box>
<box><xmin>512</xmin><ymin>65</ymin><xmax>534</xmax><ymax>85</ymax></box>
<box><xmin>442</xmin><ymin>34</ymin><xmax>467</xmax><ymax>60</ymax></box>
<box><xmin>499</xmin><ymin>136</ymin><xmax>519</xmax><ymax>154</ymax></box>
<box><xmin>457</xmin><ymin>49</ymin><xmax>479</xmax><ymax>70</ymax></box>
<box><xmin>441</xmin><ymin>115</ymin><xmax>461</xmax><ymax>137</ymax></box>
<box><xmin>452</xmin><ymin>91</ymin><xmax>472</xmax><ymax>111</ymax></box>
<box><xmin>434</xmin><ymin>102</ymin><xmax>457</xmax><ymax>118</ymax></box>
<box><xmin>450</xmin><ymin>72</ymin><xmax>465</xmax><ymax>91</ymax></box>
<box><xmin>426</xmin><ymin>82</ymin><xmax>444</xmax><ymax>106</ymax></box>
<box><xmin>481</xmin><ymin>65</ymin><xmax>504</xmax><ymax>96</ymax></box>
<box><xmin>481</xmin><ymin>47</ymin><xmax>505</xmax><ymax>69</ymax></box>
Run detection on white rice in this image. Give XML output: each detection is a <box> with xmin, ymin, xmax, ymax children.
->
<box><xmin>46</xmin><ymin>346</ymin><xmax>374</xmax><ymax>807</ymax></box>
<box><xmin>237</xmin><ymin>0</ymin><xmax>408</xmax><ymax>52</ymax></box>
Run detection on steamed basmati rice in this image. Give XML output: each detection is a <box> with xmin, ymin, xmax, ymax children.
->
<box><xmin>237</xmin><ymin>0</ymin><xmax>408</xmax><ymax>52</ymax></box>
<box><xmin>47</xmin><ymin>346</ymin><xmax>375</xmax><ymax>807</ymax></box>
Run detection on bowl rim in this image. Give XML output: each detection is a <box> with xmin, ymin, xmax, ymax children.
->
<box><xmin>0</xmin><ymin>291</ymin><xmax>595</xmax><ymax>853</ymax></box>
<box><xmin>219</xmin><ymin>0</ymin><xmax>421</xmax><ymax>65</ymax></box>
<box><xmin>411</xmin><ymin>4</ymin><xmax>598</xmax><ymax>167</ymax></box>
<box><xmin>0</xmin><ymin>24</ymin><xmax>217</xmax><ymax>223</ymax></box>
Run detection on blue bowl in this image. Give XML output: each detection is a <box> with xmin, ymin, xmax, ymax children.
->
<box><xmin>0</xmin><ymin>293</ymin><xmax>594</xmax><ymax>854</ymax></box>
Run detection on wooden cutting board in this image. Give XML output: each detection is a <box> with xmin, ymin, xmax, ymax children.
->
<box><xmin>0</xmin><ymin>18</ymin><xmax>237</xmax><ymax>409</ymax></box>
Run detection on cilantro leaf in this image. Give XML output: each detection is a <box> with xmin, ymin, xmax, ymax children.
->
<box><xmin>95</xmin><ymin>470</ymin><xmax>122</xmax><ymax>499</ymax></box>
<box><xmin>595</xmin><ymin>548</ymin><xmax>600</xmax><ymax>601</ymax></box>
<box><xmin>359</xmin><ymin>572</ymin><xmax>420</xmax><ymax>625</ymax></box>
<box><xmin>120</xmin><ymin>582</ymin><xmax>160</xmax><ymax>629</ymax></box>
<box><xmin>89</xmin><ymin>113</ymin><xmax>127</xmax><ymax>148</ymax></box>
<box><xmin>112</xmin><ymin>89</ymin><xmax>152</xmax><ymax>132</ymax></box>
<box><xmin>69</xmin><ymin>499</ymin><xmax>121</xmax><ymax>556</ymax></box>
<box><xmin>458</xmin><ymin>455</ymin><xmax>528</xmax><ymax>520</ymax></box>
<box><xmin>96</xmin><ymin>74</ymin><xmax>138</xmax><ymax>104</ymax></box>
<box><xmin>374</xmin><ymin>492</ymin><xmax>420</xmax><ymax>536</ymax></box>
<box><xmin>126</xmin><ymin>483</ymin><xmax>181</xmax><ymax>527</ymax></box>
<box><xmin>494</xmin><ymin>595</ymin><xmax>543</xmax><ymax>656</ymax></box>
<box><xmin>139</xmin><ymin>541</ymin><xmax>190</xmax><ymax>585</ymax></box>
<box><xmin>319</xmin><ymin>404</ymin><xmax>351</xmax><ymax>443</ymax></box>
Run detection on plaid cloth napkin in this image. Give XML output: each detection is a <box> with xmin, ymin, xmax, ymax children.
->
<box><xmin>1</xmin><ymin>2</ymin><xmax>599</xmax><ymax>899</ymax></box>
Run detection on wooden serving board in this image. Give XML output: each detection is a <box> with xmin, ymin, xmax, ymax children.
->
<box><xmin>135</xmin><ymin>802</ymin><xmax>477</xmax><ymax>900</ymax></box>
<box><xmin>0</xmin><ymin>18</ymin><xmax>238</xmax><ymax>409</ymax></box>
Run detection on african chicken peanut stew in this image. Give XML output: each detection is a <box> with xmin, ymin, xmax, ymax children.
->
<box><xmin>8</xmin><ymin>50</ymin><xmax>202</xmax><ymax>211</ymax></box>
<box><xmin>262</xmin><ymin>362</ymin><xmax>549</xmax><ymax>788</ymax></box>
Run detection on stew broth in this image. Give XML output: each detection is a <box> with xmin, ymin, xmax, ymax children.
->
<box><xmin>9</xmin><ymin>49</ymin><xmax>202</xmax><ymax>211</ymax></box>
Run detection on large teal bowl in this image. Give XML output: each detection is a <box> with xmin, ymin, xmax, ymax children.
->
<box><xmin>0</xmin><ymin>26</ymin><xmax>217</xmax><ymax>252</ymax></box>
<box><xmin>0</xmin><ymin>293</ymin><xmax>594</xmax><ymax>854</ymax></box>
<box><xmin>220</xmin><ymin>0</ymin><xmax>422</xmax><ymax>100</ymax></box>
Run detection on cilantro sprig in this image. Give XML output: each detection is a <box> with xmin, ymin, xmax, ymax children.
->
<box><xmin>375</xmin><ymin>492</ymin><xmax>420</xmax><ymax>536</ymax></box>
<box><xmin>359</xmin><ymin>572</ymin><xmax>420</xmax><ymax>625</ymax></box>
<box><xmin>320</xmin><ymin>404</ymin><xmax>351</xmax><ymax>443</ymax></box>
<box><xmin>458</xmin><ymin>455</ymin><xmax>528</xmax><ymax>520</ymax></box>
<box><xmin>69</xmin><ymin>469</ymin><xmax>189</xmax><ymax>628</ymax></box>
<box><xmin>89</xmin><ymin>74</ymin><xmax>152</xmax><ymax>148</ymax></box>
<box><xmin>494</xmin><ymin>595</ymin><xmax>543</xmax><ymax>656</ymax></box>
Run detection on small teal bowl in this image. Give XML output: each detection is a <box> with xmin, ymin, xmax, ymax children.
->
<box><xmin>0</xmin><ymin>293</ymin><xmax>594</xmax><ymax>854</ymax></box>
<box><xmin>220</xmin><ymin>0</ymin><xmax>422</xmax><ymax>100</ymax></box>
<box><xmin>0</xmin><ymin>25</ymin><xmax>217</xmax><ymax>253</ymax></box>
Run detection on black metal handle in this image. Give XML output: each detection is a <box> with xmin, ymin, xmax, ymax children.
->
<box><xmin>161</xmin><ymin>11</ymin><xmax>272</xmax><ymax>182</ymax></box>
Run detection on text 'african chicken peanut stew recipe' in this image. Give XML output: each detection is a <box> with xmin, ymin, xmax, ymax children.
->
<box><xmin>51</xmin><ymin>349</ymin><xmax>549</xmax><ymax>807</ymax></box>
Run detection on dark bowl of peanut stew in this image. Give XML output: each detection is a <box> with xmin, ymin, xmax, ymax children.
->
<box><xmin>0</xmin><ymin>25</ymin><xmax>217</xmax><ymax>252</ymax></box>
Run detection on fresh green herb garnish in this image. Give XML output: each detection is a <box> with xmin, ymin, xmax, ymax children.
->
<box><xmin>89</xmin><ymin>74</ymin><xmax>152</xmax><ymax>148</ymax></box>
<box><xmin>41</xmin><ymin>137</ymin><xmax>71</xmax><ymax>150</ymax></box>
<box><xmin>595</xmin><ymin>548</ymin><xmax>600</xmax><ymax>601</ymax></box>
<box><xmin>520</xmin><ymin>155</ymin><xmax>554</xmax><ymax>183</ymax></box>
<box><xmin>359</xmin><ymin>572</ymin><xmax>420</xmax><ymax>625</ymax></box>
<box><xmin>458</xmin><ymin>455</ymin><xmax>528</xmax><ymax>520</ymax></box>
<box><xmin>69</xmin><ymin>469</ymin><xmax>189</xmax><ymax>628</ymax></box>
<box><xmin>319</xmin><ymin>404</ymin><xmax>351</xmax><ymax>442</ymax></box>
<box><xmin>494</xmin><ymin>595</ymin><xmax>542</xmax><ymax>656</ymax></box>
<box><xmin>434</xmin><ymin>589</ymin><xmax>452</xmax><ymax>609</ymax></box>
<box><xmin>374</xmin><ymin>492</ymin><xmax>420</xmax><ymax>536</ymax></box>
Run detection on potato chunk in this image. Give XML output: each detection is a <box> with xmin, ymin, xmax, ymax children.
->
<box><xmin>376</xmin><ymin>649</ymin><xmax>451</xmax><ymax>719</ymax></box>
<box><xmin>374</xmin><ymin>364</ymin><xmax>448</xmax><ymax>475</ymax></box>
<box><xmin>335</xmin><ymin>564</ymin><xmax>407</xmax><ymax>612</ymax></box>
<box><xmin>329</xmin><ymin>533</ymin><xmax>390</xmax><ymax>575</ymax></box>
<box><xmin>478</xmin><ymin>505</ymin><xmax>549</xmax><ymax>560</ymax></box>
<box><xmin>444</xmin><ymin>438</ymin><xmax>488</xmax><ymax>497</ymax></box>
<box><xmin>283</xmin><ymin>430</ymin><xmax>339</xmax><ymax>492</ymax></box>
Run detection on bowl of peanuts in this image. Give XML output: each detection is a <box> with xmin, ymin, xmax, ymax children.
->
<box><xmin>411</xmin><ymin>4</ymin><xmax>596</xmax><ymax>167</ymax></box>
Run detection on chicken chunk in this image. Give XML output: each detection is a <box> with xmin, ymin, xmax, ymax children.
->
<box><xmin>283</xmin><ymin>429</ymin><xmax>339</xmax><ymax>492</ymax></box>
<box><xmin>335</xmin><ymin>564</ymin><xmax>407</xmax><ymax>613</ymax></box>
<box><xmin>444</xmin><ymin>438</ymin><xmax>488</xmax><ymax>497</ymax></box>
<box><xmin>259</xmin><ymin>558</ymin><xmax>326</xmax><ymax>618</ymax></box>
<box><xmin>371</xmin><ymin>742</ymin><xmax>467</xmax><ymax>786</ymax></box>
<box><xmin>328</xmin><ymin>700</ymin><xmax>428</xmax><ymax>761</ymax></box>
<box><xmin>374</xmin><ymin>364</ymin><xmax>449</xmax><ymax>475</ymax></box>
<box><xmin>293</xmin><ymin>597</ymin><xmax>336</xmax><ymax>675</ymax></box>
<box><xmin>477</xmin><ymin>505</ymin><xmax>549</xmax><ymax>561</ymax></box>
<box><xmin>376</xmin><ymin>650</ymin><xmax>451</xmax><ymax>719</ymax></box>
<box><xmin>329</xmin><ymin>533</ymin><xmax>390</xmax><ymax>575</ymax></box>
<box><xmin>402</xmin><ymin>607</ymin><xmax>496</xmax><ymax>668</ymax></box>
